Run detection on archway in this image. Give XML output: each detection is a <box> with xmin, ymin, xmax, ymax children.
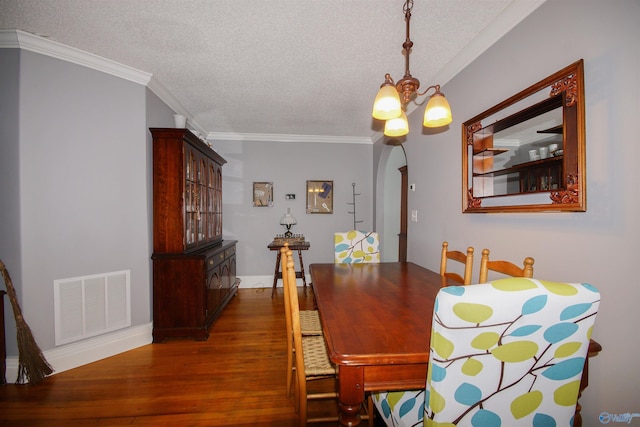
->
<box><xmin>377</xmin><ymin>143</ymin><xmax>407</xmax><ymax>262</ymax></box>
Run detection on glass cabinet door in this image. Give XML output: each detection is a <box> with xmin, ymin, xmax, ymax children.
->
<box><xmin>196</xmin><ymin>157</ymin><xmax>207</xmax><ymax>245</ymax></box>
<box><xmin>184</xmin><ymin>147</ymin><xmax>197</xmax><ymax>247</ymax></box>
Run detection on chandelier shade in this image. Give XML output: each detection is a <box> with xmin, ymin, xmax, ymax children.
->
<box><xmin>372</xmin><ymin>75</ymin><xmax>402</xmax><ymax>120</ymax></box>
<box><xmin>423</xmin><ymin>89</ymin><xmax>453</xmax><ymax>128</ymax></box>
<box><xmin>384</xmin><ymin>109</ymin><xmax>409</xmax><ymax>137</ymax></box>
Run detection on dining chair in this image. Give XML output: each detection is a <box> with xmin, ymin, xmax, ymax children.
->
<box><xmin>285</xmin><ymin>253</ymin><xmax>338</xmax><ymax>425</ymax></box>
<box><xmin>334</xmin><ymin>230</ymin><xmax>380</xmax><ymax>263</ymax></box>
<box><xmin>281</xmin><ymin>246</ymin><xmax>322</xmax><ymax>399</ymax></box>
<box><xmin>439</xmin><ymin>241</ymin><xmax>474</xmax><ymax>285</ymax></box>
<box><xmin>281</xmin><ymin>245</ymin><xmax>322</xmax><ymax>336</ymax></box>
<box><xmin>373</xmin><ymin>278</ymin><xmax>600</xmax><ymax>427</ymax></box>
<box><xmin>285</xmin><ymin>251</ymin><xmax>373</xmax><ymax>426</ymax></box>
<box><xmin>478</xmin><ymin>248</ymin><xmax>534</xmax><ymax>283</ymax></box>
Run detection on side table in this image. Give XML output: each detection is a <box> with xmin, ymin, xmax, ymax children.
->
<box><xmin>267</xmin><ymin>241</ymin><xmax>310</xmax><ymax>297</ymax></box>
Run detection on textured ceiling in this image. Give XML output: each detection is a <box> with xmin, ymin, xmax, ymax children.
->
<box><xmin>0</xmin><ymin>0</ymin><xmax>544</xmax><ymax>142</ymax></box>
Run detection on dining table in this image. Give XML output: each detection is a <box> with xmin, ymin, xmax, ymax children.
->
<box><xmin>309</xmin><ymin>261</ymin><xmax>601</xmax><ymax>427</ymax></box>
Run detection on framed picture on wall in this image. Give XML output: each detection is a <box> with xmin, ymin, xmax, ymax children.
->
<box><xmin>306</xmin><ymin>180</ymin><xmax>333</xmax><ymax>214</ymax></box>
<box><xmin>253</xmin><ymin>182</ymin><xmax>273</xmax><ymax>207</ymax></box>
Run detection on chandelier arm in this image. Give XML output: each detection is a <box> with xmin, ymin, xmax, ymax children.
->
<box><xmin>416</xmin><ymin>84</ymin><xmax>441</xmax><ymax>98</ymax></box>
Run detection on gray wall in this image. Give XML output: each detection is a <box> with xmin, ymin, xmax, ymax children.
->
<box><xmin>399</xmin><ymin>0</ymin><xmax>639</xmax><ymax>421</ymax></box>
<box><xmin>214</xmin><ymin>139</ymin><xmax>374</xmax><ymax>284</ymax></box>
<box><xmin>0</xmin><ymin>50</ymin><xmax>158</xmax><ymax>354</ymax></box>
<box><xmin>0</xmin><ymin>48</ymin><xmax>21</xmax><ymax>356</ymax></box>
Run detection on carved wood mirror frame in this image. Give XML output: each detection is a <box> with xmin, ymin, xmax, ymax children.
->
<box><xmin>462</xmin><ymin>60</ymin><xmax>586</xmax><ymax>213</ymax></box>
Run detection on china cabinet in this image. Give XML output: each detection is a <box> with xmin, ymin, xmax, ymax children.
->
<box><xmin>150</xmin><ymin>128</ymin><xmax>238</xmax><ymax>342</ymax></box>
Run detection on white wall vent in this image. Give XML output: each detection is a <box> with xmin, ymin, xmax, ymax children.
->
<box><xmin>54</xmin><ymin>270</ymin><xmax>131</xmax><ymax>346</ymax></box>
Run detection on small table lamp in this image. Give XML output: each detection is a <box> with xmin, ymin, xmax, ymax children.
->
<box><xmin>280</xmin><ymin>208</ymin><xmax>297</xmax><ymax>238</ymax></box>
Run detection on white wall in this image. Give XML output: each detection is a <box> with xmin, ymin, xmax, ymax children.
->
<box><xmin>402</xmin><ymin>0</ymin><xmax>639</xmax><ymax>422</ymax></box>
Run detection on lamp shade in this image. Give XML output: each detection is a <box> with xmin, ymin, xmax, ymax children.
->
<box><xmin>423</xmin><ymin>92</ymin><xmax>452</xmax><ymax>127</ymax></box>
<box><xmin>384</xmin><ymin>110</ymin><xmax>409</xmax><ymax>137</ymax></box>
<box><xmin>280</xmin><ymin>209</ymin><xmax>297</xmax><ymax>226</ymax></box>
<box><xmin>372</xmin><ymin>84</ymin><xmax>402</xmax><ymax>120</ymax></box>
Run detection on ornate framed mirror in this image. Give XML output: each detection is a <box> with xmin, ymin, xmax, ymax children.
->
<box><xmin>462</xmin><ymin>60</ymin><xmax>586</xmax><ymax>213</ymax></box>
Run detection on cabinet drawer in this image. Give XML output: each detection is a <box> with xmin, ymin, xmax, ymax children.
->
<box><xmin>206</xmin><ymin>252</ymin><xmax>225</xmax><ymax>268</ymax></box>
<box><xmin>225</xmin><ymin>246</ymin><xmax>236</xmax><ymax>258</ymax></box>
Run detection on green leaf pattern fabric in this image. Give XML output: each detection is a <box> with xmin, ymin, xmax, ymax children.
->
<box><xmin>334</xmin><ymin>230</ymin><xmax>380</xmax><ymax>263</ymax></box>
<box><xmin>424</xmin><ymin>278</ymin><xmax>600</xmax><ymax>426</ymax></box>
<box><xmin>373</xmin><ymin>278</ymin><xmax>599</xmax><ymax>427</ymax></box>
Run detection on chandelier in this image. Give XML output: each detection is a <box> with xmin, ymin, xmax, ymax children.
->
<box><xmin>372</xmin><ymin>0</ymin><xmax>453</xmax><ymax>137</ymax></box>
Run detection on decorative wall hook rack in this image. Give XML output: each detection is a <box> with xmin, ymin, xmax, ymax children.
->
<box><xmin>347</xmin><ymin>183</ymin><xmax>363</xmax><ymax>230</ymax></box>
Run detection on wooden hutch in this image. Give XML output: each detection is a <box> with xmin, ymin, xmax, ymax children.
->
<box><xmin>150</xmin><ymin>128</ymin><xmax>238</xmax><ymax>342</ymax></box>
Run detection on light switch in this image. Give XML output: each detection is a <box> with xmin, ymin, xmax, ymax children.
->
<box><xmin>411</xmin><ymin>210</ymin><xmax>418</xmax><ymax>222</ymax></box>
<box><xmin>409</xmin><ymin>183</ymin><xmax>416</xmax><ymax>191</ymax></box>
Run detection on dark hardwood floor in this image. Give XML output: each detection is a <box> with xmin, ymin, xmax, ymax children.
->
<box><xmin>0</xmin><ymin>287</ymin><xmax>359</xmax><ymax>427</ymax></box>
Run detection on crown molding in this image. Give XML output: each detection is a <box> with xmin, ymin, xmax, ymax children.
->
<box><xmin>207</xmin><ymin>131</ymin><xmax>373</xmax><ymax>145</ymax></box>
<box><xmin>0</xmin><ymin>29</ymin><xmax>152</xmax><ymax>85</ymax></box>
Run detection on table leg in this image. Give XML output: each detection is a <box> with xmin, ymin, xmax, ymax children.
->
<box><xmin>338</xmin><ymin>365</ymin><xmax>365</xmax><ymax>426</ymax></box>
<box><xmin>297</xmin><ymin>249</ymin><xmax>307</xmax><ymax>288</ymax></box>
<box><xmin>271</xmin><ymin>251</ymin><xmax>281</xmax><ymax>298</ymax></box>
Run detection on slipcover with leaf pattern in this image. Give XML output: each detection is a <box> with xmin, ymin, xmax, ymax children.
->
<box><xmin>334</xmin><ymin>230</ymin><xmax>380</xmax><ymax>263</ymax></box>
<box><xmin>373</xmin><ymin>278</ymin><xmax>600</xmax><ymax>427</ymax></box>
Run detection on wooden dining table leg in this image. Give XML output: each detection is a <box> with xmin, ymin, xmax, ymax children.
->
<box><xmin>271</xmin><ymin>250</ymin><xmax>281</xmax><ymax>298</ymax></box>
<box><xmin>338</xmin><ymin>365</ymin><xmax>366</xmax><ymax>426</ymax></box>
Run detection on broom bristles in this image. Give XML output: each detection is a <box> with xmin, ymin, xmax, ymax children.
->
<box><xmin>15</xmin><ymin>317</ymin><xmax>53</xmax><ymax>384</ymax></box>
<box><xmin>1</xmin><ymin>259</ymin><xmax>54</xmax><ymax>384</ymax></box>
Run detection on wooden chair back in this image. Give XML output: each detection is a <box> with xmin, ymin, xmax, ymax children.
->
<box><xmin>280</xmin><ymin>245</ymin><xmax>296</xmax><ymax>398</ymax></box>
<box><xmin>439</xmin><ymin>241</ymin><xmax>474</xmax><ymax>285</ymax></box>
<box><xmin>286</xmin><ymin>253</ymin><xmax>311</xmax><ymax>426</ymax></box>
<box><xmin>478</xmin><ymin>248</ymin><xmax>534</xmax><ymax>283</ymax></box>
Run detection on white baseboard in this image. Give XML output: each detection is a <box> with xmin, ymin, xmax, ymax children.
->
<box><xmin>5</xmin><ymin>322</ymin><xmax>152</xmax><ymax>383</ymax></box>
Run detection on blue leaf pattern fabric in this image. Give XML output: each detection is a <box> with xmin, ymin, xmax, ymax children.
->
<box><xmin>471</xmin><ymin>409</ymin><xmax>501</xmax><ymax>427</ymax></box>
<box><xmin>533</xmin><ymin>413</ymin><xmax>557</xmax><ymax>427</ymax></box>
<box><xmin>455</xmin><ymin>383</ymin><xmax>483</xmax><ymax>406</ymax></box>
<box><xmin>509</xmin><ymin>324</ymin><xmax>542</xmax><ymax>337</ymax></box>
<box><xmin>334</xmin><ymin>230</ymin><xmax>380</xmax><ymax>263</ymax></box>
<box><xmin>560</xmin><ymin>303</ymin><xmax>592</xmax><ymax>320</ymax></box>
<box><xmin>373</xmin><ymin>278</ymin><xmax>599</xmax><ymax>427</ymax></box>
<box><xmin>541</xmin><ymin>357</ymin><xmax>586</xmax><ymax>380</ymax></box>
<box><xmin>543</xmin><ymin>323</ymin><xmax>579</xmax><ymax>344</ymax></box>
<box><xmin>423</xmin><ymin>278</ymin><xmax>600</xmax><ymax>427</ymax></box>
<box><xmin>522</xmin><ymin>295</ymin><xmax>547</xmax><ymax>315</ymax></box>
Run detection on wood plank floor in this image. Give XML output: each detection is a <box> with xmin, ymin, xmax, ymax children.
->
<box><xmin>0</xmin><ymin>287</ymin><xmax>367</xmax><ymax>427</ymax></box>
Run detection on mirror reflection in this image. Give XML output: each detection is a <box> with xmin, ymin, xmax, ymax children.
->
<box><xmin>462</xmin><ymin>60</ymin><xmax>586</xmax><ymax>213</ymax></box>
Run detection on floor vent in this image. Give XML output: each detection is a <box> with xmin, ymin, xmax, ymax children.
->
<box><xmin>54</xmin><ymin>270</ymin><xmax>131</xmax><ymax>346</ymax></box>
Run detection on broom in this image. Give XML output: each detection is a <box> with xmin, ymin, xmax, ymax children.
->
<box><xmin>0</xmin><ymin>258</ymin><xmax>53</xmax><ymax>384</ymax></box>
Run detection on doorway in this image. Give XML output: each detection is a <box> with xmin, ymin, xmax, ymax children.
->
<box><xmin>379</xmin><ymin>144</ymin><xmax>407</xmax><ymax>262</ymax></box>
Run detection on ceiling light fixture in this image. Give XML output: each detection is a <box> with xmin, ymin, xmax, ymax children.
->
<box><xmin>372</xmin><ymin>0</ymin><xmax>453</xmax><ymax>137</ymax></box>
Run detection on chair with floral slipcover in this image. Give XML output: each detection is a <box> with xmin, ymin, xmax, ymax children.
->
<box><xmin>334</xmin><ymin>230</ymin><xmax>380</xmax><ymax>263</ymax></box>
<box><xmin>373</xmin><ymin>278</ymin><xmax>600</xmax><ymax>427</ymax></box>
